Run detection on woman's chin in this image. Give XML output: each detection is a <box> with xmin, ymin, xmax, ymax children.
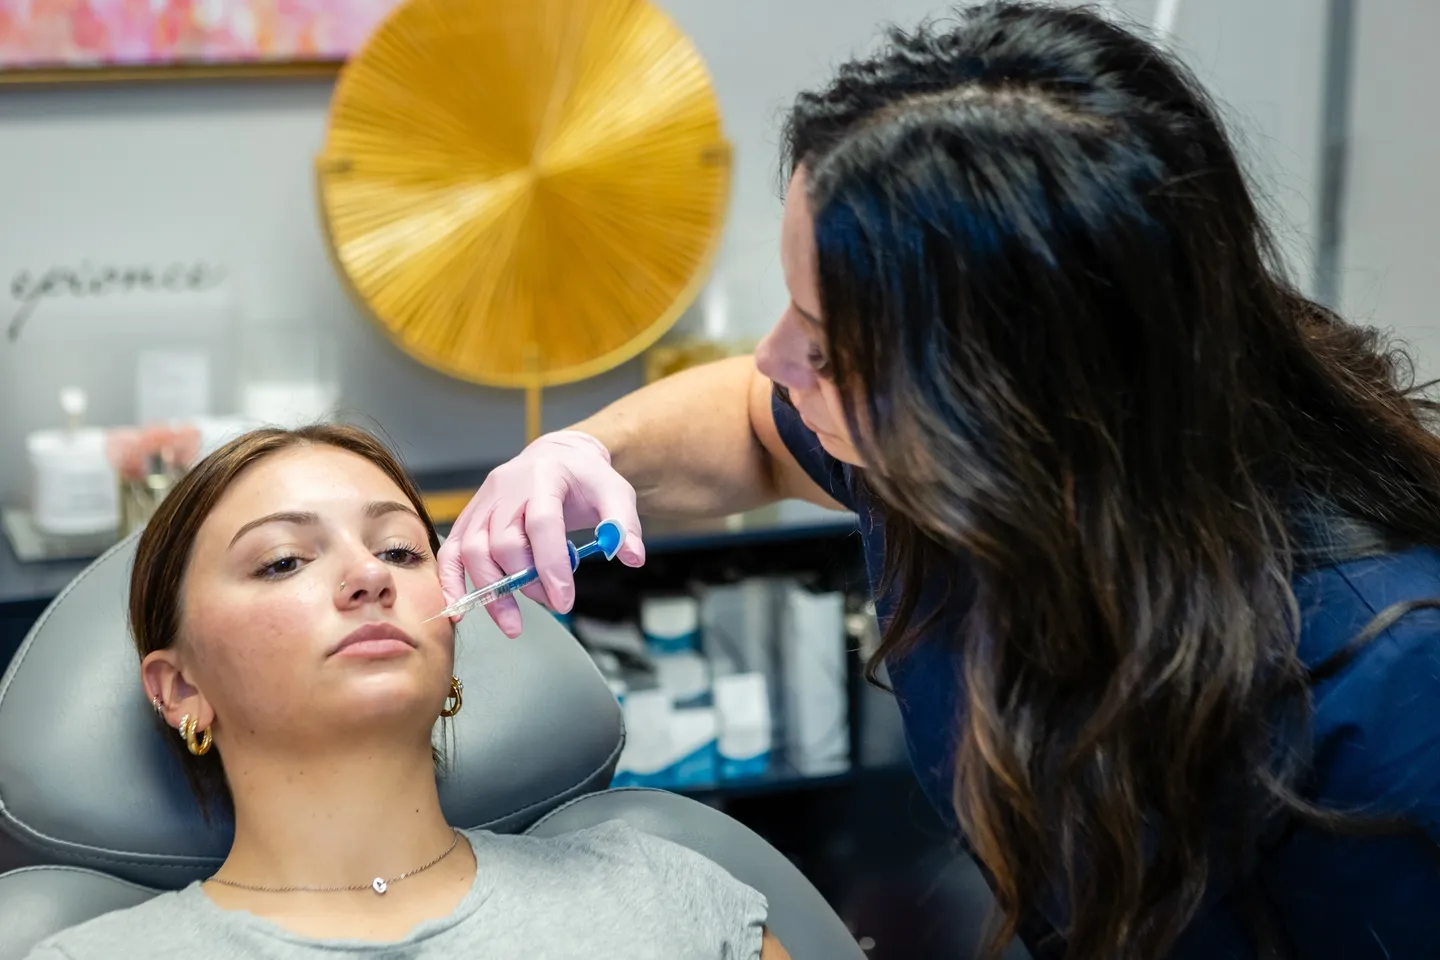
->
<box><xmin>329</xmin><ymin>672</ymin><xmax>450</xmax><ymax>726</ymax></box>
<box><xmin>816</xmin><ymin>432</ymin><xmax>865</xmax><ymax>467</ymax></box>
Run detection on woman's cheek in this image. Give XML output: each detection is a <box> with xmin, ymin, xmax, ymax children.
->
<box><xmin>821</xmin><ymin>380</ymin><xmax>871</xmax><ymax>464</ymax></box>
<box><xmin>408</xmin><ymin>569</ymin><xmax>446</xmax><ymax>607</ymax></box>
<box><xmin>406</xmin><ymin>573</ymin><xmax>453</xmax><ymax>638</ymax></box>
<box><xmin>207</xmin><ymin>602</ymin><xmax>297</xmax><ymax>666</ymax></box>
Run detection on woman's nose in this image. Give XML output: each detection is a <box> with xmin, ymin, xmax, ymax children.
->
<box><xmin>336</xmin><ymin>555</ymin><xmax>395</xmax><ymax>607</ymax></box>
<box><xmin>755</xmin><ymin>314</ymin><xmax>818</xmax><ymax>392</ymax></box>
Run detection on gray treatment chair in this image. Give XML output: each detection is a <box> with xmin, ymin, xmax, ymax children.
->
<box><xmin>0</xmin><ymin>534</ymin><xmax>863</xmax><ymax>960</ymax></box>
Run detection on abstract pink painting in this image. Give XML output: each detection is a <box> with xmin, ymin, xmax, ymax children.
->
<box><xmin>0</xmin><ymin>0</ymin><xmax>401</xmax><ymax>78</ymax></box>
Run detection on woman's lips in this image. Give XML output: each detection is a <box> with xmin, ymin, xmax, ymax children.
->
<box><xmin>336</xmin><ymin>638</ymin><xmax>413</xmax><ymax>659</ymax></box>
<box><xmin>330</xmin><ymin>621</ymin><xmax>417</xmax><ymax>659</ymax></box>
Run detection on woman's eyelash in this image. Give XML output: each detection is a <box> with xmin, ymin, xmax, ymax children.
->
<box><xmin>255</xmin><ymin>554</ymin><xmax>305</xmax><ymax>579</ymax></box>
<box><xmin>380</xmin><ymin>544</ymin><xmax>428</xmax><ymax>566</ymax></box>
<box><xmin>253</xmin><ymin>543</ymin><xmax>429</xmax><ymax>580</ymax></box>
<box><xmin>807</xmin><ymin>347</ymin><xmax>832</xmax><ymax>375</ymax></box>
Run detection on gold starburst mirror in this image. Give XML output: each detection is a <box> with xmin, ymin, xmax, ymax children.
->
<box><xmin>318</xmin><ymin>0</ymin><xmax>732</xmax><ymax>438</ymax></box>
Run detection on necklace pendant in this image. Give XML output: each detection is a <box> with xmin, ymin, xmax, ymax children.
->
<box><xmin>372</xmin><ymin>877</ymin><xmax>388</xmax><ymax>895</ymax></box>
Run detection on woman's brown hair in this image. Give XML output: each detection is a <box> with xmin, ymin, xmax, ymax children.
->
<box><xmin>129</xmin><ymin>424</ymin><xmax>443</xmax><ymax>820</ymax></box>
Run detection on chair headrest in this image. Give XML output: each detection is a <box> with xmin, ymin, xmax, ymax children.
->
<box><xmin>0</xmin><ymin>533</ymin><xmax>623</xmax><ymax>888</ymax></box>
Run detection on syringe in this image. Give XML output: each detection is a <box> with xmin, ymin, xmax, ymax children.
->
<box><xmin>428</xmin><ymin>519</ymin><xmax>626</xmax><ymax>622</ymax></box>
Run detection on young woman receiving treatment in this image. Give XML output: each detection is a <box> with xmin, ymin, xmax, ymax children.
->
<box><xmin>26</xmin><ymin>424</ymin><xmax>789</xmax><ymax>960</ymax></box>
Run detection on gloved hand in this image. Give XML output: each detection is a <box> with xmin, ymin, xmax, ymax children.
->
<box><xmin>437</xmin><ymin>431</ymin><xmax>646</xmax><ymax>637</ymax></box>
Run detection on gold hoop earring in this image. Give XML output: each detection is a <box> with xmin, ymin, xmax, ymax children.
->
<box><xmin>178</xmin><ymin>714</ymin><xmax>213</xmax><ymax>756</ymax></box>
<box><xmin>439</xmin><ymin>677</ymin><xmax>463</xmax><ymax>718</ymax></box>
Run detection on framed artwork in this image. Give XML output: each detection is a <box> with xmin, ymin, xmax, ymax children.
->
<box><xmin>0</xmin><ymin>0</ymin><xmax>401</xmax><ymax>84</ymax></box>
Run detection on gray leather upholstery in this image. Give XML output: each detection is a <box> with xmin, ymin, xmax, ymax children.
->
<box><xmin>0</xmin><ymin>533</ymin><xmax>861</xmax><ymax>959</ymax></box>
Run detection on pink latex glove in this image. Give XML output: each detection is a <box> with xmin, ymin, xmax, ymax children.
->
<box><xmin>437</xmin><ymin>431</ymin><xmax>646</xmax><ymax>637</ymax></box>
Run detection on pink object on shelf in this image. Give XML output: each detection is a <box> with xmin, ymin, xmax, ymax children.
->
<box><xmin>104</xmin><ymin>427</ymin><xmax>144</xmax><ymax>483</ymax></box>
<box><xmin>104</xmin><ymin>423</ymin><xmax>205</xmax><ymax>482</ymax></box>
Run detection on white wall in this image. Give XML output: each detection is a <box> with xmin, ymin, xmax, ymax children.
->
<box><xmin>0</xmin><ymin>0</ymin><xmax>1331</xmax><ymax>502</ymax></box>
<box><xmin>1337</xmin><ymin>0</ymin><xmax>1440</xmax><ymax>378</ymax></box>
<box><xmin>1158</xmin><ymin>0</ymin><xmax>1329</xmax><ymax>288</ymax></box>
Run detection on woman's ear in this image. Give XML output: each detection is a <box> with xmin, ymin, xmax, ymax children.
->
<box><xmin>141</xmin><ymin>649</ymin><xmax>213</xmax><ymax>733</ymax></box>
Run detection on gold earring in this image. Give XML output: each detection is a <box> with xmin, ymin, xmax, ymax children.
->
<box><xmin>150</xmin><ymin>696</ymin><xmax>164</xmax><ymax>714</ymax></box>
<box><xmin>178</xmin><ymin>714</ymin><xmax>213</xmax><ymax>756</ymax></box>
<box><xmin>439</xmin><ymin>676</ymin><xmax>463</xmax><ymax>718</ymax></box>
<box><xmin>339</xmin><ymin>580</ymin><xmax>347</xmax><ymax>592</ymax></box>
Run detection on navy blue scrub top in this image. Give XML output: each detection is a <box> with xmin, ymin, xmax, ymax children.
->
<box><xmin>773</xmin><ymin>393</ymin><xmax>1440</xmax><ymax>958</ymax></box>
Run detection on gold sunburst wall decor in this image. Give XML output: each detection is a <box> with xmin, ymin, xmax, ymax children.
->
<box><xmin>318</xmin><ymin>0</ymin><xmax>732</xmax><ymax>440</ymax></box>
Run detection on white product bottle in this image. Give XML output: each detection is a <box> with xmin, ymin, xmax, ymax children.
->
<box><xmin>615</xmin><ymin>690</ymin><xmax>675</xmax><ymax>784</ymax></box>
<box><xmin>656</xmin><ymin>650</ymin><xmax>712</xmax><ymax>708</ymax></box>
<box><xmin>780</xmin><ymin>585</ymin><xmax>850</xmax><ymax>776</ymax></box>
<box><xmin>715</xmin><ymin>672</ymin><xmax>773</xmax><ymax>780</ymax></box>
<box><xmin>26</xmin><ymin>387</ymin><xmax>120</xmax><ymax>537</ymax></box>
<box><xmin>641</xmin><ymin>594</ymin><xmax>701</xmax><ymax>655</ymax></box>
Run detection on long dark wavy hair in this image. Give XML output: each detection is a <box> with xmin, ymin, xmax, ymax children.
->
<box><xmin>783</xmin><ymin>4</ymin><xmax>1440</xmax><ymax>958</ymax></box>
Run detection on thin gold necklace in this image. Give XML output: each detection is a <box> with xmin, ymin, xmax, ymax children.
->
<box><xmin>207</xmin><ymin>829</ymin><xmax>464</xmax><ymax>896</ymax></box>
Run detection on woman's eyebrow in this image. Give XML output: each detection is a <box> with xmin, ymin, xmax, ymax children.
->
<box><xmin>228</xmin><ymin>501</ymin><xmax>419</xmax><ymax>548</ymax></box>
<box><xmin>366</xmin><ymin>500</ymin><xmax>421</xmax><ymax>522</ymax></box>
<box><xmin>229</xmin><ymin>511</ymin><xmax>319</xmax><ymax>548</ymax></box>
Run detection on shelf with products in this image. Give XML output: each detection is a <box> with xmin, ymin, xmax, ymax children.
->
<box><xmin>554</xmin><ymin>504</ymin><xmax>911</xmax><ymax>805</ymax></box>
